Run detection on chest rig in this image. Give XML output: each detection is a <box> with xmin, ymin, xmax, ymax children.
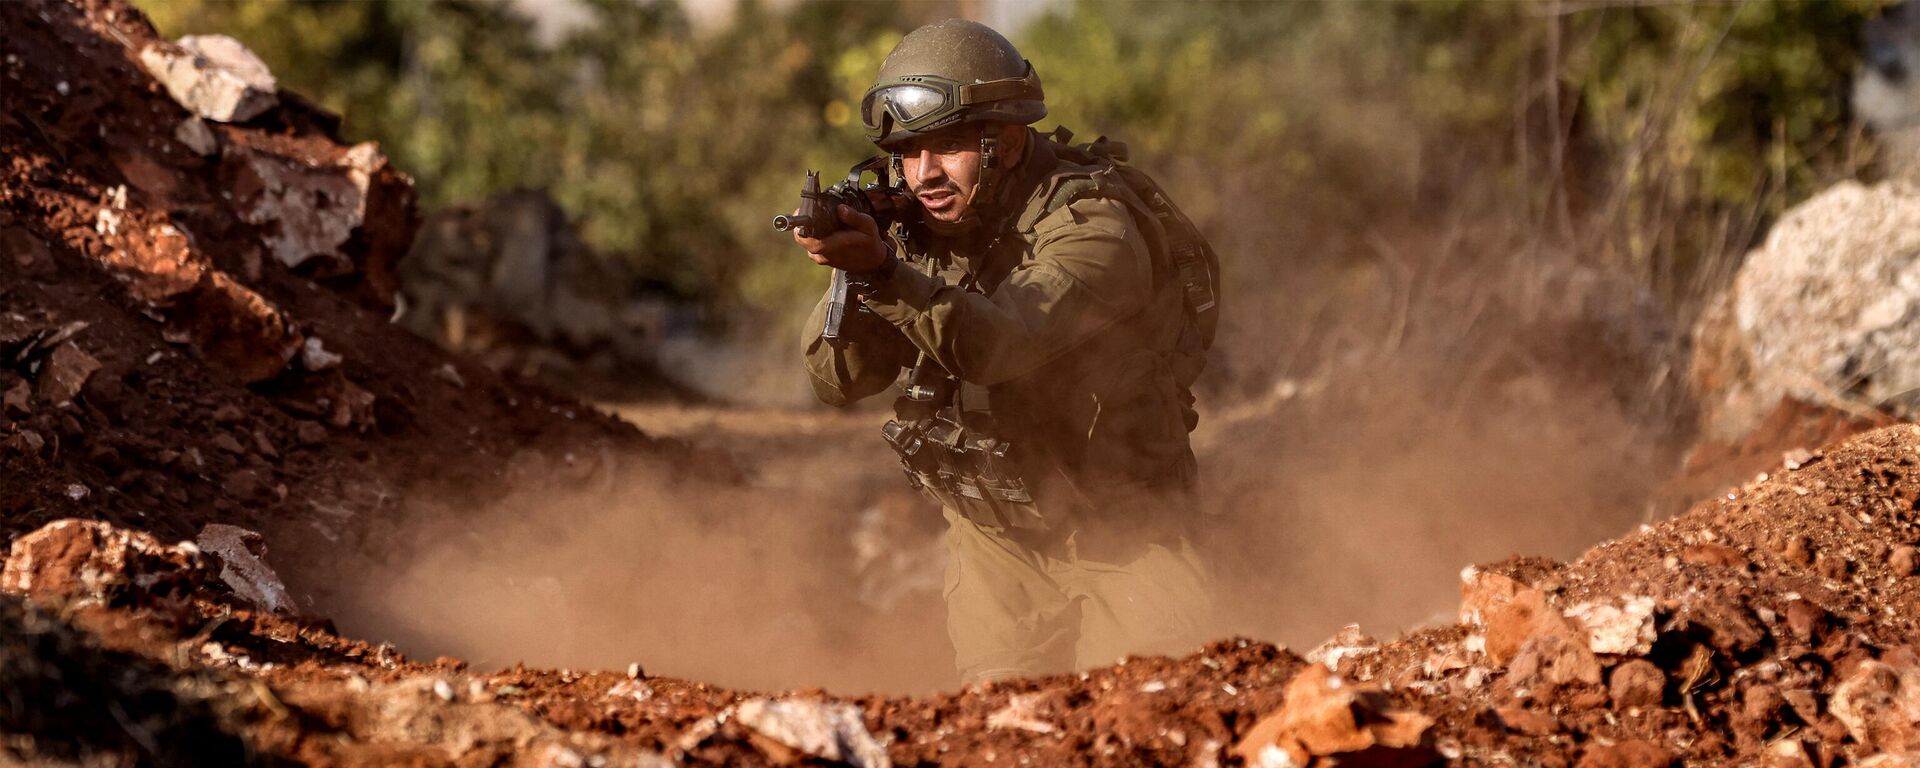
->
<box><xmin>879</xmin><ymin>224</ymin><xmax>1038</xmax><ymax>510</ymax></box>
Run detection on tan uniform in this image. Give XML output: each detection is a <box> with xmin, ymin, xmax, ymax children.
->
<box><xmin>803</xmin><ymin>134</ymin><xmax>1211</xmax><ymax>681</ymax></box>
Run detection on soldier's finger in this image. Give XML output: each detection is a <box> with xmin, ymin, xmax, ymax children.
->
<box><xmin>836</xmin><ymin>204</ymin><xmax>877</xmax><ymax>235</ymax></box>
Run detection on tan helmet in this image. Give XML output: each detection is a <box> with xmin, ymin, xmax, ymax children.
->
<box><xmin>861</xmin><ymin>19</ymin><xmax>1046</xmax><ymax>150</ymax></box>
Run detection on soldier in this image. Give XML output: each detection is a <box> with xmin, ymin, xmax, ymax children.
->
<box><xmin>792</xmin><ymin>19</ymin><xmax>1213</xmax><ymax>683</ymax></box>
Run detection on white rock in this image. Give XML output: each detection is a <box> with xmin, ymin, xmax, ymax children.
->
<box><xmin>733</xmin><ymin>698</ymin><xmax>889</xmax><ymax>768</ymax></box>
<box><xmin>228</xmin><ymin>142</ymin><xmax>387</xmax><ymax>271</ymax></box>
<box><xmin>138</xmin><ymin>35</ymin><xmax>277</xmax><ymax>123</ymax></box>
<box><xmin>300</xmin><ymin>337</ymin><xmax>342</xmax><ymax>371</ymax></box>
<box><xmin>1563</xmin><ymin>595</ymin><xmax>1656</xmax><ymax>655</ymax></box>
<box><xmin>986</xmin><ymin>692</ymin><xmax>1057</xmax><ymax>734</ymax></box>
<box><xmin>1693</xmin><ymin>181</ymin><xmax>1920</xmax><ymax>435</ymax></box>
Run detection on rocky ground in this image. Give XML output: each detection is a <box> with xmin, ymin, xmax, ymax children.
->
<box><xmin>9</xmin><ymin>0</ymin><xmax>1920</xmax><ymax>765</ymax></box>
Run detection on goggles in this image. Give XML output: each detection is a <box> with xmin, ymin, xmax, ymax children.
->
<box><xmin>861</xmin><ymin>62</ymin><xmax>1043</xmax><ymax>144</ymax></box>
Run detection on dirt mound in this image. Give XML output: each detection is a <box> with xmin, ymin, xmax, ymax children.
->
<box><xmin>0</xmin><ymin>0</ymin><xmax>662</xmax><ymax>594</ymax></box>
<box><xmin>15</xmin><ymin>424</ymin><xmax>1920</xmax><ymax>765</ymax></box>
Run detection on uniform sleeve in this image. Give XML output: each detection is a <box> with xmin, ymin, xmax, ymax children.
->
<box><xmin>802</xmin><ymin>278</ymin><xmax>916</xmax><ymax>407</ymax></box>
<box><xmin>858</xmin><ymin>196</ymin><xmax>1154</xmax><ymax>386</ymax></box>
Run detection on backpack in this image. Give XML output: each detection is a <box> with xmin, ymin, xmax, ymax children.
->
<box><xmin>1041</xmin><ymin>128</ymin><xmax>1222</xmax><ymax>354</ymax></box>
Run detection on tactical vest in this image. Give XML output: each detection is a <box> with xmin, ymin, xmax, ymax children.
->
<box><xmin>881</xmin><ymin>130</ymin><xmax>1217</xmax><ymax>518</ymax></box>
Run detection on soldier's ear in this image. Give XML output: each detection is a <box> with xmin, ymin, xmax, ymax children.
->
<box><xmin>997</xmin><ymin>123</ymin><xmax>1027</xmax><ymax>168</ymax></box>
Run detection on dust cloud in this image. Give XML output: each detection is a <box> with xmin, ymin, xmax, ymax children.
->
<box><xmin>315</xmin><ymin>432</ymin><xmax>960</xmax><ymax>694</ymax></box>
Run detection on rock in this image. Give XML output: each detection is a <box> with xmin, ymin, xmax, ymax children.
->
<box><xmin>35</xmin><ymin>341</ymin><xmax>100</xmax><ymax>405</ymax></box>
<box><xmin>1679</xmin><ymin>543</ymin><xmax>1747</xmax><ymax>569</ymax></box>
<box><xmin>1679</xmin><ymin>600</ymin><xmax>1766</xmax><ymax>654</ymax></box>
<box><xmin>1895</xmin><ymin>546</ymin><xmax>1919</xmax><ymax>577</ymax></box>
<box><xmin>1608</xmin><ymin>659</ymin><xmax>1665</xmax><ymax>709</ymax></box>
<box><xmin>226</xmin><ymin>141</ymin><xmax>410</xmax><ymax>296</ymax></box>
<box><xmin>1576</xmin><ymin>740</ymin><xmax>1674</xmax><ymax>768</ymax></box>
<box><xmin>1764</xmin><ymin>739</ymin><xmax>1815</xmax><ymax>768</ymax></box>
<box><xmin>1785</xmin><ymin>599</ymin><xmax>1829</xmax><ymax>644</ymax></box>
<box><xmin>1459</xmin><ymin>566</ymin><xmax>1529</xmax><ymax>626</ymax></box>
<box><xmin>88</xmin><ymin>213</ymin><xmax>304</xmax><ymax>384</ymax></box>
<box><xmin>1832</xmin><ymin>660</ymin><xmax>1920</xmax><ymax>752</ymax></box>
<box><xmin>194</xmin><ymin>524</ymin><xmax>293</xmax><ymax>614</ymax></box>
<box><xmin>1506</xmin><ymin>634</ymin><xmax>1603</xmax><ymax>688</ymax></box>
<box><xmin>1689</xmin><ymin>182</ymin><xmax>1920</xmax><ymax>435</ymax></box>
<box><xmin>138</xmin><ymin>35</ymin><xmax>277</xmax><ymax>123</ymax></box>
<box><xmin>301</xmin><ymin>337</ymin><xmax>342</xmax><ymax>371</ymax></box>
<box><xmin>732</xmin><ymin>698</ymin><xmax>890</xmax><ymax>768</ymax></box>
<box><xmin>1478</xmin><ymin>581</ymin><xmax>1582</xmax><ymax>666</ymax></box>
<box><xmin>4</xmin><ymin>379</ymin><xmax>31</xmax><ymax>414</ymax></box>
<box><xmin>1229</xmin><ymin>665</ymin><xmax>1439</xmax><ymax>768</ymax></box>
<box><xmin>1306</xmin><ymin>624</ymin><xmax>1380</xmax><ymax>672</ymax></box>
<box><xmin>5</xmin><ymin>430</ymin><xmax>46</xmax><ymax>455</ymax></box>
<box><xmin>174</xmin><ymin>116</ymin><xmax>219</xmax><ymax>156</ymax></box>
<box><xmin>295</xmin><ymin>420</ymin><xmax>328</xmax><ymax>446</ymax></box>
<box><xmin>1</xmin><ymin>519</ymin><xmax>206</xmax><ymax>605</ymax></box>
<box><xmin>1493</xmin><ymin>705</ymin><xmax>1558</xmax><ymax>736</ymax></box>
<box><xmin>1564</xmin><ymin>596</ymin><xmax>1657</xmax><ymax>656</ymax></box>
<box><xmin>212</xmin><ymin>433</ymin><xmax>246</xmax><ymax>454</ymax></box>
<box><xmin>986</xmin><ymin>692</ymin><xmax>1057</xmax><ymax>735</ymax></box>
<box><xmin>1742</xmin><ymin>684</ymin><xmax>1785</xmax><ymax>726</ymax></box>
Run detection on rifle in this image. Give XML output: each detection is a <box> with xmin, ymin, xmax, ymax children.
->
<box><xmin>772</xmin><ymin>157</ymin><xmax>912</xmax><ymax>343</ymax></box>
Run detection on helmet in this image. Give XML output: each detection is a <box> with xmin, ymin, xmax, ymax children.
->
<box><xmin>862</xmin><ymin>20</ymin><xmax>1046</xmax><ymax>150</ymax></box>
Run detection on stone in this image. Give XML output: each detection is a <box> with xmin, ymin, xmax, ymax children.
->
<box><xmin>1575</xmin><ymin>740</ymin><xmax>1674</xmax><ymax>768</ymax></box>
<box><xmin>1564</xmin><ymin>596</ymin><xmax>1657</xmax><ymax>656</ymax></box>
<box><xmin>1763</xmin><ymin>739</ymin><xmax>1814</xmax><ymax>768</ymax></box>
<box><xmin>1742</xmin><ymin>684</ymin><xmax>1785</xmax><ymax>726</ymax></box>
<box><xmin>1895</xmin><ymin>545</ymin><xmax>1919</xmax><ymax>577</ymax></box>
<box><xmin>1493</xmin><ymin>705</ymin><xmax>1558</xmax><ymax>736</ymax></box>
<box><xmin>1306</xmin><ymin>624</ymin><xmax>1380</xmax><ymax>672</ymax></box>
<box><xmin>295</xmin><ymin>421</ymin><xmax>328</xmax><ymax>446</ymax></box>
<box><xmin>1</xmin><ymin>519</ymin><xmax>206</xmax><ymax>605</ymax></box>
<box><xmin>227</xmin><ymin>142</ymin><xmax>400</xmax><ymax>280</ymax></box>
<box><xmin>732</xmin><ymin>698</ymin><xmax>890</xmax><ymax>768</ymax></box>
<box><xmin>174</xmin><ymin>116</ymin><xmax>219</xmax><ymax>156</ymax></box>
<box><xmin>1480</xmin><ymin>582</ymin><xmax>1582</xmax><ymax>666</ymax></box>
<box><xmin>1230</xmin><ymin>665</ymin><xmax>1438</xmax><ymax>768</ymax></box>
<box><xmin>1832</xmin><ymin>661</ymin><xmax>1920</xmax><ymax>752</ymax></box>
<box><xmin>4</xmin><ymin>379</ymin><xmax>31</xmax><ymax>414</ymax></box>
<box><xmin>1608</xmin><ymin>659</ymin><xmax>1666</xmax><ymax>709</ymax></box>
<box><xmin>197</xmin><ymin>523</ymin><xmax>294</xmax><ymax>614</ymax></box>
<box><xmin>1506</xmin><ymin>634</ymin><xmax>1603</xmax><ymax>688</ymax></box>
<box><xmin>301</xmin><ymin>337</ymin><xmax>342</xmax><ymax>371</ymax></box>
<box><xmin>986</xmin><ymin>692</ymin><xmax>1057</xmax><ymax>735</ymax></box>
<box><xmin>138</xmin><ymin>35</ymin><xmax>277</xmax><ymax>123</ymax></box>
<box><xmin>1679</xmin><ymin>543</ymin><xmax>1747</xmax><ymax>569</ymax></box>
<box><xmin>35</xmin><ymin>341</ymin><xmax>100</xmax><ymax>405</ymax></box>
<box><xmin>1689</xmin><ymin>182</ymin><xmax>1920</xmax><ymax>435</ymax></box>
<box><xmin>1785</xmin><ymin>599</ymin><xmax>1829</xmax><ymax>644</ymax></box>
<box><xmin>86</xmin><ymin>212</ymin><xmax>303</xmax><ymax>384</ymax></box>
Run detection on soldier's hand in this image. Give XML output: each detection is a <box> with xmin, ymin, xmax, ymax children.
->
<box><xmin>794</xmin><ymin>205</ymin><xmax>889</xmax><ymax>273</ymax></box>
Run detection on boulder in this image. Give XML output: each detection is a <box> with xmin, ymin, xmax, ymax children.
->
<box><xmin>138</xmin><ymin>35</ymin><xmax>277</xmax><ymax>123</ymax></box>
<box><xmin>1691</xmin><ymin>182</ymin><xmax>1920</xmax><ymax>438</ymax></box>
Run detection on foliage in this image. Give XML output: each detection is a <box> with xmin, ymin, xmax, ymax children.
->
<box><xmin>145</xmin><ymin>0</ymin><xmax>1886</xmax><ymax>381</ymax></box>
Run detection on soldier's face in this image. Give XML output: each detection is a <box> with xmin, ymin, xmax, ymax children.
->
<box><xmin>899</xmin><ymin>123</ymin><xmax>1021</xmax><ymax>225</ymax></box>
